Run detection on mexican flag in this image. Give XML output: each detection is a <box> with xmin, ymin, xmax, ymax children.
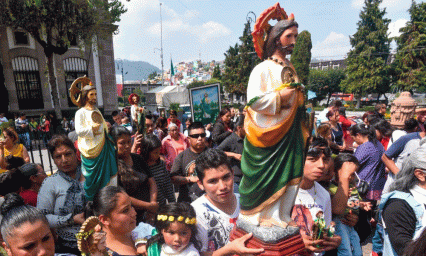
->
<box><xmin>170</xmin><ymin>58</ymin><xmax>175</xmax><ymax>85</ymax></box>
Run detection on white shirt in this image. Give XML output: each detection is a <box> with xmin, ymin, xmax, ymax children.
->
<box><xmin>191</xmin><ymin>194</ymin><xmax>240</xmax><ymax>252</ymax></box>
<box><xmin>294</xmin><ymin>182</ymin><xmax>332</xmax><ymax>256</ymax></box>
<box><xmin>161</xmin><ymin>243</ymin><xmax>199</xmax><ymax>256</ymax></box>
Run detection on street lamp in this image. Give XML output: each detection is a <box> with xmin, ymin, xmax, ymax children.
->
<box><xmin>116</xmin><ymin>59</ymin><xmax>128</xmax><ymax>91</ymax></box>
<box><xmin>160</xmin><ymin>3</ymin><xmax>164</xmax><ymax>86</ymax></box>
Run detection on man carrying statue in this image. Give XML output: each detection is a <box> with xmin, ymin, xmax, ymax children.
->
<box><xmin>70</xmin><ymin>77</ymin><xmax>117</xmax><ymax>201</ymax></box>
<box><xmin>231</xmin><ymin>3</ymin><xmax>310</xmax><ymax>254</ymax></box>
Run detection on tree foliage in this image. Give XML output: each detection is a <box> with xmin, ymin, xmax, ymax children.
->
<box><xmin>222</xmin><ymin>22</ymin><xmax>260</xmax><ymax>95</ymax></box>
<box><xmin>393</xmin><ymin>1</ymin><xmax>426</xmax><ymax>91</ymax></box>
<box><xmin>0</xmin><ymin>0</ymin><xmax>127</xmax><ymax>118</ymax></box>
<box><xmin>340</xmin><ymin>0</ymin><xmax>391</xmax><ymax>99</ymax></box>
<box><xmin>148</xmin><ymin>71</ymin><xmax>158</xmax><ymax>80</ymax></box>
<box><xmin>308</xmin><ymin>68</ymin><xmax>345</xmax><ymax>104</ymax></box>
<box><xmin>187</xmin><ymin>80</ymin><xmax>205</xmax><ymax>89</ymax></box>
<box><xmin>290</xmin><ymin>30</ymin><xmax>312</xmax><ymax>85</ymax></box>
<box><xmin>212</xmin><ymin>65</ymin><xmax>221</xmax><ymax>80</ymax></box>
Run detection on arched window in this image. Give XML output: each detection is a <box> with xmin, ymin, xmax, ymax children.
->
<box><xmin>63</xmin><ymin>57</ymin><xmax>88</xmax><ymax>107</ymax></box>
<box><xmin>12</xmin><ymin>57</ymin><xmax>44</xmax><ymax>109</ymax></box>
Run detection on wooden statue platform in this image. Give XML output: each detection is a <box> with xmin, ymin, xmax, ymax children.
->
<box><xmin>229</xmin><ymin>227</ymin><xmax>305</xmax><ymax>256</ymax></box>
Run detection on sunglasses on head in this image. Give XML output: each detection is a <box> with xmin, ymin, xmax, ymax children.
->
<box><xmin>307</xmin><ymin>146</ymin><xmax>331</xmax><ymax>158</ymax></box>
<box><xmin>188</xmin><ymin>133</ymin><xmax>207</xmax><ymax>139</ymax></box>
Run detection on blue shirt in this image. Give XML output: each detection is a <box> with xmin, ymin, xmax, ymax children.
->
<box><xmin>385</xmin><ymin>132</ymin><xmax>421</xmax><ymax>159</ymax></box>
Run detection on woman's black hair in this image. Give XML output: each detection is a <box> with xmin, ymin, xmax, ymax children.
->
<box><xmin>371</xmin><ymin>119</ymin><xmax>394</xmax><ymax>138</ymax></box>
<box><xmin>0</xmin><ymin>193</ymin><xmax>49</xmax><ymax>244</ymax></box>
<box><xmin>85</xmin><ymin>186</ymin><xmax>126</xmax><ymax>218</ymax></box>
<box><xmin>111</xmin><ymin>126</ymin><xmax>146</xmax><ymax>195</ymax></box>
<box><xmin>5</xmin><ymin>156</ymin><xmax>25</xmax><ymax>170</ymax></box>
<box><xmin>215</xmin><ymin>107</ymin><xmax>230</xmax><ymax>123</ymax></box>
<box><xmin>47</xmin><ymin>135</ymin><xmax>76</xmax><ymax>155</ymax></box>
<box><xmin>333</xmin><ymin>153</ymin><xmax>359</xmax><ymax>174</ymax></box>
<box><xmin>140</xmin><ymin>134</ymin><xmax>162</xmax><ymax>162</ymax></box>
<box><xmin>111</xmin><ymin>126</ymin><xmax>131</xmax><ymax>143</ymax></box>
<box><xmin>147</xmin><ymin>202</ymin><xmax>201</xmax><ymax>251</ymax></box>
<box><xmin>350</xmin><ymin>123</ymin><xmax>377</xmax><ymax>144</ymax></box>
<box><xmin>0</xmin><ymin>168</ymin><xmax>25</xmax><ymax>196</ymax></box>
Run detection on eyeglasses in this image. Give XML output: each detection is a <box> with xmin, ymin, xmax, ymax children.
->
<box><xmin>307</xmin><ymin>146</ymin><xmax>331</xmax><ymax>158</ymax></box>
<box><xmin>188</xmin><ymin>133</ymin><xmax>206</xmax><ymax>139</ymax></box>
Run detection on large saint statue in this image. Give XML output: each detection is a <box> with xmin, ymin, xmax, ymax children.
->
<box><xmin>234</xmin><ymin>3</ymin><xmax>309</xmax><ymax>250</ymax></box>
<box><xmin>70</xmin><ymin>77</ymin><xmax>118</xmax><ymax>201</ymax></box>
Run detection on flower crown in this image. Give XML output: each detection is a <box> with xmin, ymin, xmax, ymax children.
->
<box><xmin>157</xmin><ymin>214</ymin><xmax>197</xmax><ymax>225</ymax></box>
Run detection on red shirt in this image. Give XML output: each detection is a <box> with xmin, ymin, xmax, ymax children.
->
<box><xmin>20</xmin><ymin>189</ymin><xmax>38</xmax><ymax>207</ymax></box>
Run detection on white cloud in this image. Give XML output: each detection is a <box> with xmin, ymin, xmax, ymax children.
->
<box><xmin>388</xmin><ymin>18</ymin><xmax>408</xmax><ymax>37</ymax></box>
<box><xmin>311</xmin><ymin>32</ymin><xmax>351</xmax><ymax>59</ymax></box>
<box><xmin>146</xmin><ymin>5</ymin><xmax>231</xmax><ymax>44</ymax></box>
<box><xmin>351</xmin><ymin>0</ymin><xmax>364</xmax><ymax>9</ymax></box>
<box><xmin>113</xmin><ymin>1</ymin><xmax>233</xmax><ymax>64</ymax></box>
<box><xmin>184</xmin><ymin>10</ymin><xmax>200</xmax><ymax>20</ymax></box>
<box><xmin>195</xmin><ymin>21</ymin><xmax>232</xmax><ymax>43</ymax></box>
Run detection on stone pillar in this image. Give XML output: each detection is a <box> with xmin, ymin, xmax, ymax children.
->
<box><xmin>390</xmin><ymin>91</ymin><xmax>417</xmax><ymax>129</ymax></box>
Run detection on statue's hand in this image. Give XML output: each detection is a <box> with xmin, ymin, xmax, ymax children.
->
<box><xmin>279</xmin><ymin>87</ymin><xmax>296</xmax><ymax>109</ymax></box>
<box><xmin>92</xmin><ymin>123</ymin><xmax>101</xmax><ymax>134</ymax></box>
<box><xmin>89</xmin><ymin>224</ymin><xmax>107</xmax><ymax>256</ymax></box>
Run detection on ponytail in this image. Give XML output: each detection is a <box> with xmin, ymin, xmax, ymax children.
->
<box><xmin>350</xmin><ymin>123</ymin><xmax>378</xmax><ymax>145</ymax></box>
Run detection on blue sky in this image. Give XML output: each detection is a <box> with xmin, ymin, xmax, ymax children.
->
<box><xmin>113</xmin><ymin>0</ymin><xmax>420</xmax><ymax>69</ymax></box>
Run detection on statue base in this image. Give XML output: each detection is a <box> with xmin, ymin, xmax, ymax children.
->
<box><xmin>229</xmin><ymin>219</ymin><xmax>305</xmax><ymax>256</ymax></box>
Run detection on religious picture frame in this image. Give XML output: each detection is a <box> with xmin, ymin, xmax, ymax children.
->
<box><xmin>189</xmin><ymin>83</ymin><xmax>221</xmax><ymax>126</ymax></box>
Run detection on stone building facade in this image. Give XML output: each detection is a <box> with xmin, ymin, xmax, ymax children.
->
<box><xmin>0</xmin><ymin>26</ymin><xmax>117</xmax><ymax>116</ymax></box>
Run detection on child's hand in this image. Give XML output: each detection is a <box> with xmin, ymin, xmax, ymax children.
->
<box><xmin>136</xmin><ymin>244</ymin><xmax>147</xmax><ymax>256</ymax></box>
<box><xmin>360</xmin><ymin>201</ymin><xmax>372</xmax><ymax>211</ymax></box>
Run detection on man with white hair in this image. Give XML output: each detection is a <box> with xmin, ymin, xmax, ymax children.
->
<box><xmin>380</xmin><ymin>140</ymin><xmax>426</xmax><ymax>256</ymax></box>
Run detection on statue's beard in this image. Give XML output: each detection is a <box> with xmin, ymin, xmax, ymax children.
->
<box><xmin>88</xmin><ymin>99</ymin><xmax>97</xmax><ymax>106</ymax></box>
<box><xmin>280</xmin><ymin>44</ymin><xmax>295</xmax><ymax>55</ymax></box>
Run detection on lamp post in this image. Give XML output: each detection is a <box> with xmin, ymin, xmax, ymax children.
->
<box><xmin>116</xmin><ymin>59</ymin><xmax>128</xmax><ymax>85</ymax></box>
<box><xmin>160</xmin><ymin>3</ymin><xmax>164</xmax><ymax>86</ymax></box>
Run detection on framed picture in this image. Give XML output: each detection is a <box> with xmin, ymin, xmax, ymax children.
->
<box><xmin>189</xmin><ymin>83</ymin><xmax>221</xmax><ymax>125</ymax></box>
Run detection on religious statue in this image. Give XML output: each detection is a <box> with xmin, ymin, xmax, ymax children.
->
<box><xmin>128</xmin><ymin>93</ymin><xmax>145</xmax><ymax>134</ymax></box>
<box><xmin>70</xmin><ymin>76</ymin><xmax>118</xmax><ymax>201</ymax></box>
<box><xmin>312</xmin><ymin>211</ymin><xmax>326</xmax><ymax>240</ymax></box>
<box><xmin>231</xmin><ymin>3</ymin><xmax>309</xmax><ymax>255</ymax></box>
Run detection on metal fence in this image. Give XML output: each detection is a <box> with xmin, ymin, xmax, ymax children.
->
<box><xmin>25</xmin><ymin>130</ymin><xmax>57</xmax><ymax>175</ymax></box>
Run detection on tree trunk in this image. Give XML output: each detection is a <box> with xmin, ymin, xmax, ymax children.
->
<box><xmin>47</xmin><ymin>54</ymin><xmax>62</xmax><ymax>120</ymax></box>
<box><xmin>326</xmin><ymin>91</ymin><xmax>331</xmax><ymax>106</ymax></box>
<box><xmin>356</xmin><ymin>97</ymin><xmax>361</xmax><ymax>108</ymax></box>
<box><xmin>0</xmin><ymin>60</ymin><xmax>9</xmax><ymax>113</ymax></box>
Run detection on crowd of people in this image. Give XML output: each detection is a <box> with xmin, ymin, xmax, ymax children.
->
<box><xmin>1</xmin><ymin>101</ymin><xmax>426</xmax><ymax>256</ymax></box>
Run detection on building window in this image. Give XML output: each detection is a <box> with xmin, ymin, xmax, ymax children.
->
<box><xmin>70</xmin><ymin>36</ymin><xmax>78</xmax><ymax>47</ymax></box>
<box><xmin>12</xmin><ymin>57</ymin><xmax>44</xmax><ymax>110</ymax></box>
<box><xmin>63</xmin><ymin>58</ymin><xmax>88</xmax><ymax>107</ymax></box>
<box><xmin>14</xmin><ymin>31</ymin><xmax>29</xmax><ymax>45</ymax></box>
<box><xmin>333</xmin><ymin>64</ymin><xmax>340</xmax><ymax>69</ymax></box>
<box><xmin>322</xmin><ymin>66</ymin><xmax>329</xmax><ymax>70</ymax></box>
